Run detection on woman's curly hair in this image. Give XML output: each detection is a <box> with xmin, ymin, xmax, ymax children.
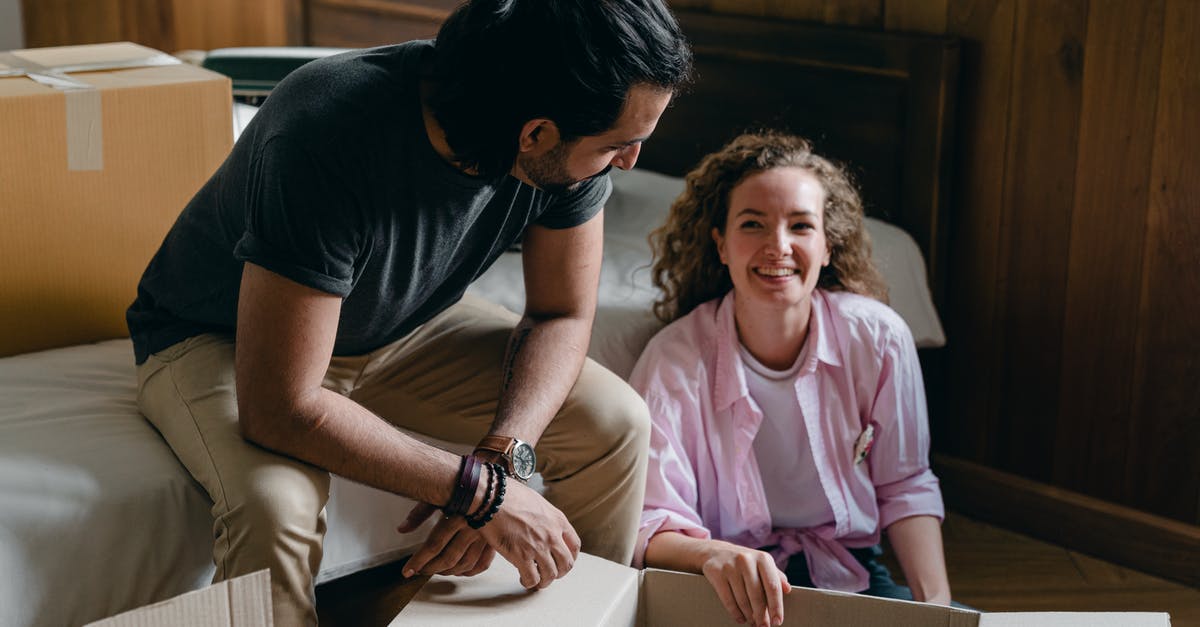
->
<box><xmin>650</xmin><ymin>132</ymin><xmax>888</xmax><ymax>323</ymax></box>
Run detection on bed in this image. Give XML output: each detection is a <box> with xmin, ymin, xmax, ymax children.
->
<box><xmin>0</xmin><ymin>11</ymin><xmax>957</xmax><ymax>627</ymax></box>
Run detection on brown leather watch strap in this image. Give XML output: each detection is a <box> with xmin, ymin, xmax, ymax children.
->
<box><xmin>475</xmin><ymin>435</ymin><xmax>516</xmax><ymax>456</ymax></box>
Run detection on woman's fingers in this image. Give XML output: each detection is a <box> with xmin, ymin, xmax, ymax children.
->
<box><xmin>727</xmin><ymin>567</ymin><xmax>756</xmax><ymax>625</ymax></box>
<box><xmin>738</xmin><ymin>557</ymin><xmax>772</xmax><ymax>627</ymax></box>
<box><xmin>703</xmin><ymin>572</ymin><xmax>746</xmax><ymax>624</ymax></box>
<box><xmin>757</xmin><ymin>558</ymin><xmax>788</xmax><ymax>626</ymax></box>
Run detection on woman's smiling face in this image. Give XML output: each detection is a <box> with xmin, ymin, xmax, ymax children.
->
<box><xmin>712</xmin><ymin>166</ymin><xmax>831</xmax><ymax>312</ymax></box>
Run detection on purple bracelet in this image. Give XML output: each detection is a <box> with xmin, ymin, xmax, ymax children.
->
<box><xmin>445</xmin><ymin>455</ymin><xmax>481</xmax><ymax>517</ymax></box>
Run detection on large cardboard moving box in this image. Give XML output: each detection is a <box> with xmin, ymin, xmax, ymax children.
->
<box><xmin>0</xmin><ymin>42</ymin><xmax>231</xmax><ymax>357</ymax></box>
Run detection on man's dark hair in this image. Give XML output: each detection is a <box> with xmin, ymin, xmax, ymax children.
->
<box><xmin>428</xmin><ymin>0</ymin><xmax>692</xmax><ymax>177</ymax></box>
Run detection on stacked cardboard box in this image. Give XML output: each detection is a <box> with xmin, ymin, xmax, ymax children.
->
<box><xmin>0</xmin><ymin>42</ymin><xmax>231</xmax><ymax>357</ymax></box>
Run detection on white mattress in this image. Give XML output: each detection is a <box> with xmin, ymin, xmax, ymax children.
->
<box><xmin>0</xmin><ymin>340</ymin><xmax>456</xmax><ymax>627</ymax></box>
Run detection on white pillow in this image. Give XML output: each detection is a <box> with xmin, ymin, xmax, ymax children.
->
<box><xmin>603</xmin><ymin>168</ymin><xmax>946</xmax><ymax>348</ymax></box>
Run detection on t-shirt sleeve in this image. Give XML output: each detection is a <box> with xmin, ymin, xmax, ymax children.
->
<box><xmin>534</xmin><ymin>172</ymin><xmax>612</xmax><ymax>229</ymax></box>
<box><xmin>233</xmin><ymin>134</ymin><xmax>365</xmax><ymax>297</ymax></box>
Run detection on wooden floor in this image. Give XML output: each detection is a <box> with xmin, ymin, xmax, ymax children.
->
<box><xmin>316</xmin><ymin>512</ymin><xmax>1200</xmax><ymax>626</ymax></box>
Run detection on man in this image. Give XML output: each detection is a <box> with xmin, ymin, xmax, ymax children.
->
<box><xmin>126</xmin><ymin>0</ymin><xmax>691</xmax><ymax>623</ymax></box>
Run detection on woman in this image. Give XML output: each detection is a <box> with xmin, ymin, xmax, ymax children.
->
<box><xmin>630</xmin><ymin>133</ymin><xmax>952</xmax><ymax>627</ymax></box>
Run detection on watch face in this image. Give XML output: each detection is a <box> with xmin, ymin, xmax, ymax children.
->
<box><xmin>512</xmin><ymin>442</ymin><xmax>536</xmax><ymax>480</ymax></box>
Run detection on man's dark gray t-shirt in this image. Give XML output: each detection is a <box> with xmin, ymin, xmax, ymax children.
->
<box><xmin>127</xmin><ymin>41</ymin><xmax>610</xmax><ymax>364</ymax></box>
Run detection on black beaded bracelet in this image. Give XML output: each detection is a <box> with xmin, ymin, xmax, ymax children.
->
<box><xmin>468</xmin><ymin>463</ymin><xmax>506</xmax><ymax>529</ymax></box>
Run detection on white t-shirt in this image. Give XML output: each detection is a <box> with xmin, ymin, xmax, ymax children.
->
<box><xmin>739</xmin><ymin>342</ymin><xmax>836</xmax><ymax>530</ymax></box>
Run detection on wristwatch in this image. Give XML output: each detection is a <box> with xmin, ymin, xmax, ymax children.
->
<box><xmin>474</xmin><ymin>435</ymin><xmax>537</xmax><ymax>482</ymax></box>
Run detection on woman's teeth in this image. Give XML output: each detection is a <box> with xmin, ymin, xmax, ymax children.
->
<box><xmin>756</xmin><ymin>267</ymin><xmax>796</xmax><ymax>277</ymax></box>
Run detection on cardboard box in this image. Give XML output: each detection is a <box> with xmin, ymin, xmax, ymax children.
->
<box><xmin>0</xmin><ymin>42</ymin><xmax>231</xmax><ymax>357</ymax></box>
<box><xmin>83</xmin><ymin>570</ymin><xmax>271</xmax><ymax>627</ymax></box>
<box><xmin>390</xmin><ymin>553</ymin><xmax>1171</xmax><ymax>627</ymax></box>
<box><xmin>80</xmin><ymin>555</ymin><xmax>1170</xmax><ymax>626</ymax></box>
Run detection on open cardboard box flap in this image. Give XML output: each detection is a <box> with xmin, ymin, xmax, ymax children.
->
<box><xmin>84</xmin><ymin>554</ymin><xmax>1171</xmax><ymax>626</ymax></box>
<box><xmin>84</xmin><ymin>571</ymin><xmax>271</xmax><ymax>627</ymax></box>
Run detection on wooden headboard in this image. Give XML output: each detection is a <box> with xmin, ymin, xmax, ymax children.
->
<box><xmin>642</xmin><ymin>10</ymin><xmax>959</xmax><ymax>311</ymax></box>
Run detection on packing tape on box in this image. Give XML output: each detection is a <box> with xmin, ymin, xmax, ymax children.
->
<box><xmin>0</xmin><ymin>49</ymin><xmax>181</xmax><ymax>171</ymax></box>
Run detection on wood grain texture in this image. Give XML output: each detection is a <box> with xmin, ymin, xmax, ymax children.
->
<box><xmin>307</xmin><ymin>1</ymin><xmax>445</xmax><ymax>47</ymax></box>
<box><xmin>824</xmin><ymin>0</ymin><xmax>884</xmax><ymax>28</ymax></box>
<box><xmin>765</xmin><ymin>0</ymin><xmax>825</xmax><ymax>22</ymax></box>
<box><xmin>1053</xmin><ymin>0</ymin><xmax>1165</xmax><ymax>505</ymax></box>
<box><xmin>711</xmin><ymin>0</ymin><xmax>769</xmax><ymax>17</ymax></box>
<box><xmin>1127</xmin><ymin>0</ymin><xmax>1200</xmax><ymax>524</ymax></box>
<box><xmin>20</xmin><ymin>0</ymin><xmax>123</xmax><ymax>47</ymax></box>
<box><xmin>19</xmin><ymin>0</ymin><xmax>301</xmax><ymax>50</ymax></box>
<box><xmin>884</xmin><ymin>0</ymin><xmax>948</xmax><ymax>33</ymax></box>
<box><xmin>168</xmin><ymin>0</ymin><xmax>302</xmax><ymax>49</ymax></box>
<box><xmin>993</xmin><ymin>0</ymin><xmax>1087</xmax><ymax>482</ymax></box>
<box><xmin>940</xmin><ymin>0</ymin><xmax>1016</xmax><ymax>463</ymax></box>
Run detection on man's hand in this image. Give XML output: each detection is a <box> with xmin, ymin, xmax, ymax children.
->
<box><xmin>699</xmin><ymin>542</ymin><xmax>791</xmax><ymax>627</ymax></box>
<box><xmin>477</xmin><ymin>481</ymin><xmax>581</xmax><ymax>589</ymax></box>
<box><xmin>400</xmin><ymin>502</ymin><xmax>496</xmax><ymax>577</ymax></box>
<box><xmin>397</xmin><ymin>481</ymin><xmax>579</xmax><ymax>588</ymax></box>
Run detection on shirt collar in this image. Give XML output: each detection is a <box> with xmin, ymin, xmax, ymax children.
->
<box><xmin>711</xmin><ymin>289</ymin><xmax>843</xmax><ymax>412</ymax></box>
<box><xmin>809</xmin><ymin>289</ymin><xmax>843</xmax><ymax>369</ymax></box>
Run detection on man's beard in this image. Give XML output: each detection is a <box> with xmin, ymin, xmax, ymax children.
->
<box><xmin>518</xmin><ymin>141</ymin><xmax>610</xmax><ymax>196</ymax></box>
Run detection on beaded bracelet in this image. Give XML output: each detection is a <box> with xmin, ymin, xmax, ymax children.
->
<box><xmin>468</xmin><ymin>463</ymin><xmax>506</xmax><ymax>529</ymax></box>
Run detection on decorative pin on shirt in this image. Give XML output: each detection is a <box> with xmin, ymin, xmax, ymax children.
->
<box><xmin>853</xmin><ymin>424</ymin><xmax>875</xmax><ymax>465</ymax></box>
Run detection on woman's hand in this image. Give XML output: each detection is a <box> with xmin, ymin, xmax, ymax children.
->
<box><xmin>698</xmin><ymin>542</ymin><xmax>792</xmax><ymax>627</ymax></box>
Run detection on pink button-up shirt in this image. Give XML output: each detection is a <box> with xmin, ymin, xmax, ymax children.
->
<box><xmin>629</xmin><ymin>289</ymin><xmax>943</xmax><ymax>592</ymax></box>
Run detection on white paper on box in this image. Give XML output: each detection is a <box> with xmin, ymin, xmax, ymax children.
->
<box><xmin>84</xmin><ymin>570</ymin><xmax>272</xmax><ymax>627</ymax></box>
<box><xmin>977</xmin><ymin>612</ymin><xmax>1170</xmax><ymax>627</ymax></box>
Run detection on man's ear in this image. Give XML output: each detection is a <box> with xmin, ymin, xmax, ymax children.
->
<box><xmin>518</xmin><ymin>119</ymin><xmax>561</xmax><ymax>155</ymax></box>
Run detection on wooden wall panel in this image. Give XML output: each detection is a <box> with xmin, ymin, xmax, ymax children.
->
<box><xmin>167</xmin><ymin>0</ymin><xmax>303</xmax><ymax>49</ymax></box>
<box><xmin>19</xmin><ymin>0</ymin><xmax>301</xmax><ymax>51</ymax></box>
<box><xmin>823</xmin><ymin>0</ymin><xmax>884</xmax><ymax>28</ymax></box>
<box><xmin>1053</xmin><ymin>1</ymin><xmax>1165</xmax><ymax>502</ymax></box>
<box><xmin>20</xmin><ymin>0</ymin><xmax>123</xmax><ymax>47</ymax></box>
<box><xmin>941</xmin><ymin>0</ymin><xmax>1014</xmax><ymax>464</ymax></box>
<box><xmin>307</xmin><ymin>0</ymin><xmax>450</xmax><ymax>47</ymax></box>
<box><xmin>1128</xmin><ymin>0</ymin><xmax>1200</xmax><ymax>524</ymax></box>
<box><xmin>993</xmin><ymin>0</ymin><xmax>1087</xmax><ymax>481</ymax></box>
<box><xmin>764</xmin><ymin>0</ymin><xmax>824</xmax><ymax>22</ymax></box>
<box><xmin>884</xmin><ymin>0</ymin><xmax>948</xmax><ymax>33</ymax></box>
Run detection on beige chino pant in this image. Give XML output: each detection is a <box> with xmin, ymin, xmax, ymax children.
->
<box><xmin>136</xmin><ymin>295</ymin><xmax>650</xmax><ymax>626</ymax></box>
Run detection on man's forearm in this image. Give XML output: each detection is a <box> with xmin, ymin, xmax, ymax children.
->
<box><xmin>488</xmin><ymin>312</ymin><xmax>593</xmax><ymax>445</ymax></box>
<box><xmin>243</xmin><ymin>389</ymin><xmax>461</xmax><ymax>508</ymax></box>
